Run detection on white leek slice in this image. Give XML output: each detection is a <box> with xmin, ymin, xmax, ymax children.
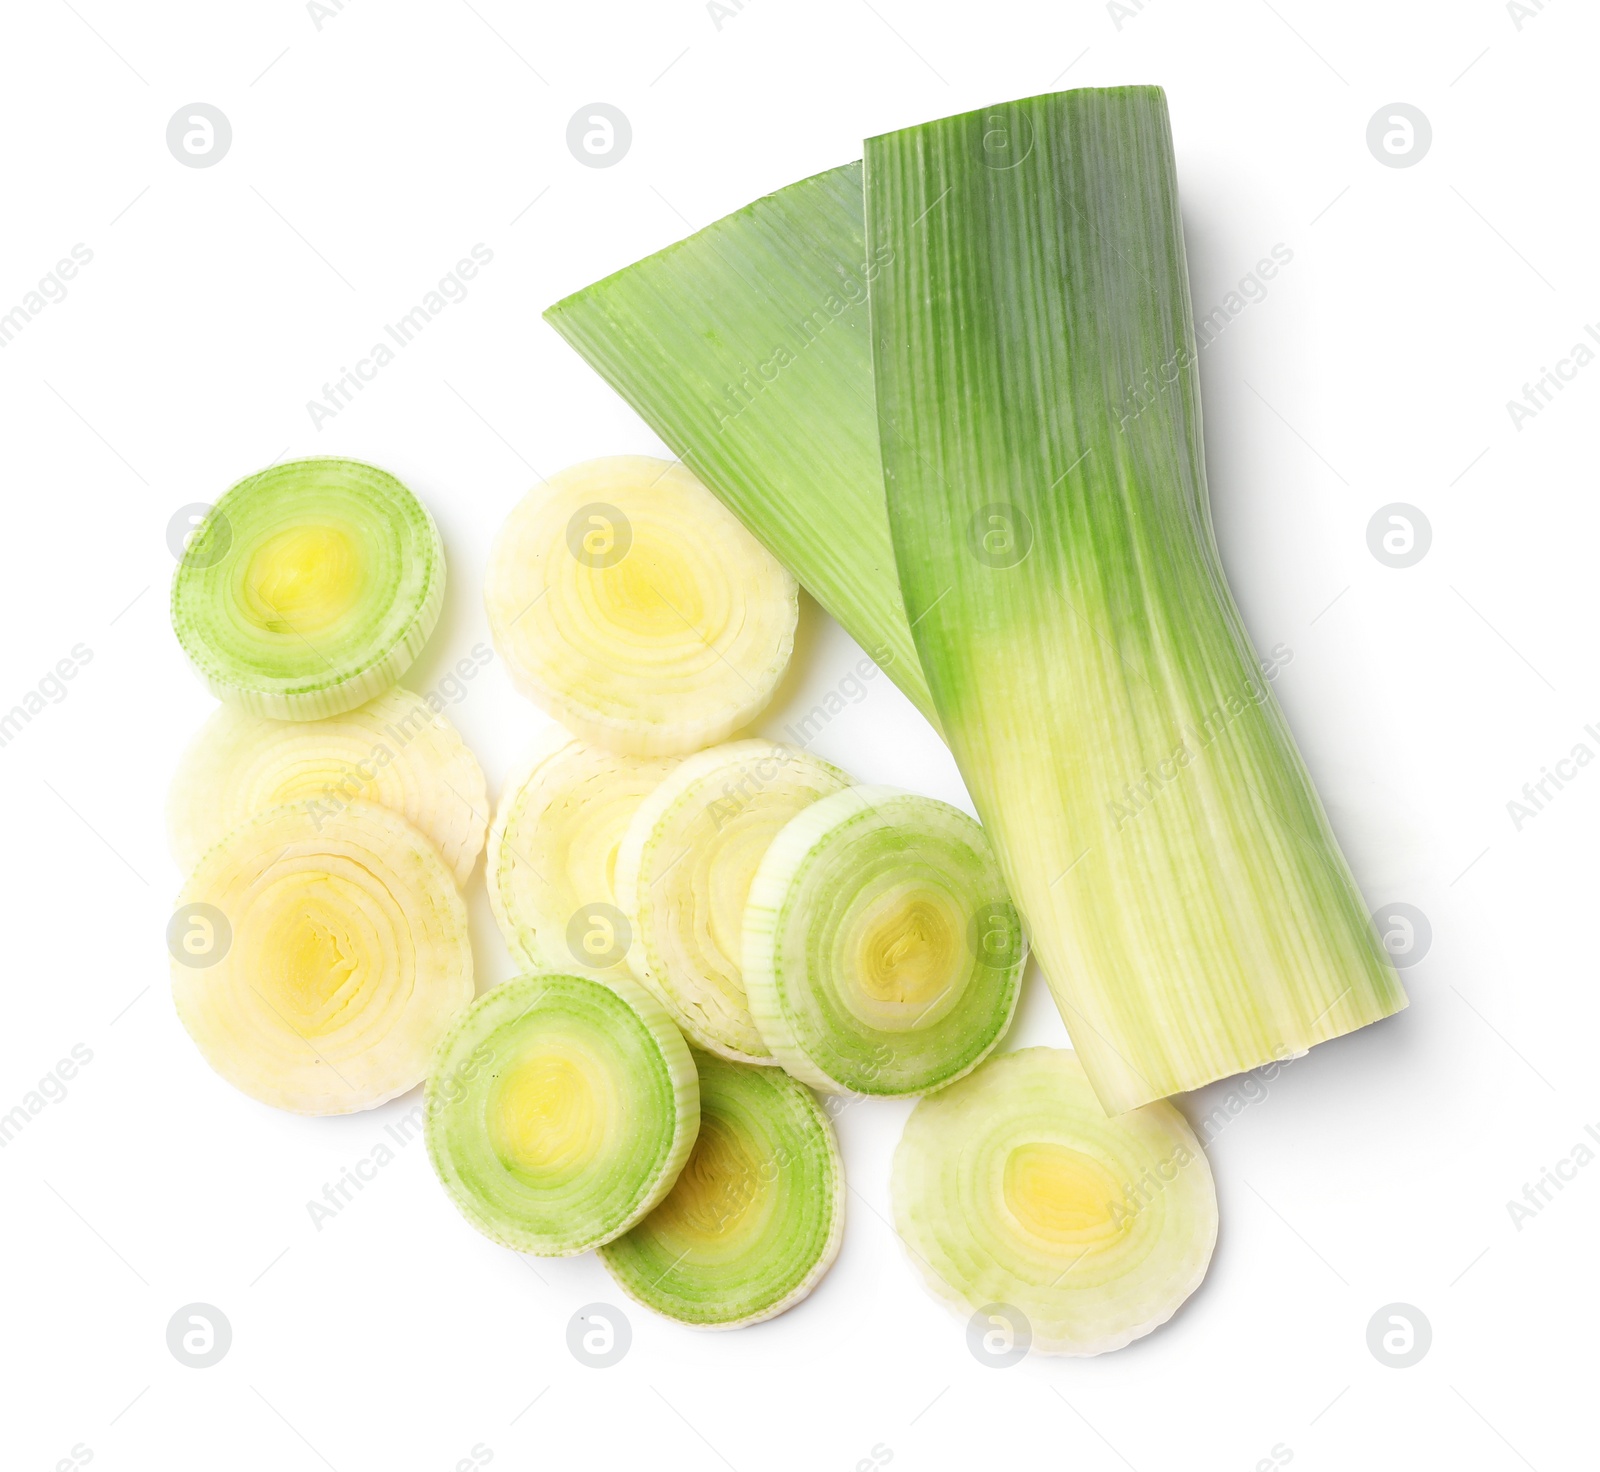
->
<box><xmin>171</xmin><ymin>458</ymin><xmax>444</xmax><ymax>720</ymax></box>
<box><xmin>616</xmin><ymin>740</ymin><xmax>851</xmax><ymax>1063</ymax></box>
<box><xmin>892</xmin><ymin>1048</ymin><xmax>1217</xmax><ymax>1357</ymax></box>
<box><xmin>424</xmin><ymin>971</ymin><xmax>699</xmax><ymax>1256</ymax></box>
<box><xmin>600</xmin><ymin>1050</ymin><xmax>843</xmax><ymax>1328</ymax></box>
<box><xmin>744</xmin><ymin>785</ymin><xmax>1023</xmax><ymax>1096</ymax></box>
<box><xmin>167</xmin><ymin>687</ymin><xmax>487</xmax><ymax>888</ymax></box>
<box><xmin>170</xmin><ymin>800</ymin><xmax>473</xmax><ymax>1115</ymax></box>
<box><xmin>486</xmin><ymin>728</ymin><xmax>676</xmax><ymax>978</ymax></box>
<box><xmin>483</xmin><ymin>456</ymin><xmax>798</xmax><ymax>756</ymax></box>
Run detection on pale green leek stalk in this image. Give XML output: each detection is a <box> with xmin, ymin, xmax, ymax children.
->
<box><xmin>864</xmin><ymin>87</ymin><xmax>1404</xmax><ymax>1110</ymax></box>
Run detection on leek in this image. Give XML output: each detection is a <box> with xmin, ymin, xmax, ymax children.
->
<box><xmin>743</xmin><ymin>785</ymin><xmax>1023</xmax><ymax>1096</ymax></box>
<box><xmin>599</xmin><ymin>1050</ymin><xmax>844</xmax><ymax>1328</ymax></box>
<box><xmin>171</xmin><ymin>458</ymin><xmax>444</xmax><ymax>720</ymax></box>
<box><xmin>547</xmin><ymin>87</ymin><xmax>1405</xmax><ymax>1112</ymax></box>
<box><xmin>484</xmin><ymin>456</ymin><xmax>797</xmax><ymax>756</ymax></box>
<box><xmin>892</xmin><ymin>1048</ymin><xmax>1216</xmax><ymax>1356</ymax></box>
<box><xmin>171</xmin><ymin>800</ymin><xmax>473</xmax><ymax>1115</ymax></box>
<box><xmin>425</xmin><ymin>971</ymin><xmax>699</xmax><ymax>1256</ymax></box>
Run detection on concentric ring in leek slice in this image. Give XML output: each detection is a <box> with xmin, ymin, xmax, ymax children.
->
<box><xmin>892</xmin><ymin>1048</ymin><xmax>1217</xmax><ymax>1357</ymax></box>
<box><xmin>167</xmin><ymin>687</ymin><xmax>487</xmax><ymax>888</ymax></box>
<box><xmin>487</xmin><ymin>728</ymin><xmax>676</xmax><ymax>978</ymax></box>
<box><xmin>483</xmin><ymin>457</ymin><xmax>798</xmax><ymax>756</ymax></box>
<box><xmin>616</xmin><ymin>740</ymin><xmax>852</xmax><ymax>1063</ymax></box>
<box><xmin>744</xmin><ymin>785</ymin><xmax>1023</xmax><ymax>1096</ymax></box>
<box><xmin>600</xmin><ymin>1050</ymin><xmax>843</xmax><ymax>1328</ymax></box>
<box><xmin>171</xmin><ymin>800</ymin><xmax>472</xmax><ymax>1116</ymax></box>
<box><xmin>425</xmin><ymin>972</ymin><xmax>699</xmax><ymax>1256</ymax></box>
<box><xmin>171</xmin><ymin>458</ymin><xmax>444</xmax><ymax>720</ymax></box>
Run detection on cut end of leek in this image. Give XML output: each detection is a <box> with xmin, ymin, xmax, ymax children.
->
<box><xmin>744</xmin><ymin>785</ymin><xmax>1024</xmax><ymax>1096</ymax></box>
<box><xmin>424</xmin><ymin>971</ymin><xmax>699</xmax><ymax>1256</ymax></box>
<box><xmin>486</xmin><ymin>728</ymin><xmax>676</xmax><ymax>979</ymax></box>
<box><xmin>171</xmin><ymin>458</ymin><xmax>444</xmax><ymax>720</ymax></box>
<box><xmin>617</xmin><ymin>740</ymin><xmax>852</xmax><ymax>1063</ymax></box>
<box><xmin>484</xmin><ymin>457</ymin><xmax>798</xmax><ymax>756</ymax></box>
<box><xmin>891</xmin><ymin>1048</ymin><xmax>1217</xmax><ymax>1356</ymax></box>
<box><xmin>168</xmin><ymin>687</ymin><xmax>488</xmax><ymax>889</ymax></box>
<box><xmin>600</xmin><ymin>1050</ymin><xmax>844</xmax><ymax>1328</ymax></box>
<box><xmin>171</xmin><ymin>799</ymin><xmax>473</xmax><ymax>1115</ymax></box>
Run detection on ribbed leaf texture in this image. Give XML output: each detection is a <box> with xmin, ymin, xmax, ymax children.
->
<box><xmin>544</xmin><ymin>167</ymin><xmax>933</xmax><ymax>724</ymax></box>
<box><xmin>865</xmin><ymin>86</ymin><xmax>1405</xmax><ymax>1110</ymax></box>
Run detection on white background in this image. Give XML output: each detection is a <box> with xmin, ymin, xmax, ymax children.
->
<box><xmin>1</xmin><ymin>1</ymin><xmax>1593</xmax><ymax>1468</ymax></box>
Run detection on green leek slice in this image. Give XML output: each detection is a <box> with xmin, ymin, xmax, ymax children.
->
<box><xmin>892</xmin><ymin>1048</ymin><xmax>1216</xmax><ymax>1356</ymax></box>
<box><xmin>743</xmin><ymin>786</ymin><xmax>1023</xmax><ymax>1096</ymax></box>
<box><xmin>167</xmin><ymin>687</ymin><xmax>487</xmax><ymax>888</ymax></box>
<box><xmin>486</xmin><ymin>728</ymin><xmax>676</xmax><ymax>978</ymax></box>
<box><xmin>483</xmin><ymin>456</ymin><xmax>798</xmax><ymax>756</ymax></box>
<box><xmin>599</xmin><ymin>1050</ymin><xmax>843</xmax><ymax>1327</ymax></box>
<box><xmin>543</xmin><ymin>168</ymin><xmax>933</xmax><ymax>725</ymax></box>
<box><xmin>616</xmin><ymin>740</ymin><xmax>851</xmax><ymax>1063</ymax></box>
<box><xmin>424</xmin><ymin>971</ymin><xmax>699</xmax><ymax>1256</ymax></box>
<box><xmin>864</xmin><ymin>87</ymin><xmax>1405</xmax><ymax>1110</ymax></box>
<box><xmin>171</xmin><ymin>800</ymin><xmax>472</xmax><ymax>1115</ymax></box>
<box><xmin>171</xmin><ymin>458</ymin><xmax>444</xmax><ymax>720</ymax></box>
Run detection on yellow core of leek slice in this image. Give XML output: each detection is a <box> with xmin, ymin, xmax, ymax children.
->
<box><xmin>839</xmin><ymin>882</ymin><xmax>966</xmax><ymax>1032</ymax></box>
<box><xmin>646</xmin><ymin>1112</ymin><xmax>761</xmax><ymax>1247</ymax></box>
<box><xmin>243</xmin><ymin>523</ymin><xmax>364</xmax><ymax>635</ymax></box>
<box><xmin>253</xmin><ymin>872</ymin><xmax>370</xmax><ymax>1036</ymax></box>
<box><xmin>591</xmin><ymin>539</ymin><xmax>707</xmax><ymax>640</ymax></box>
<box><xmin>1003</xmin><ymin>1143</ymin><xmax>1128</xmax><ymax>1246</ymax></box>
<box><xmin>486</xmin><ymin>1045</ymin><xmax>610</xmax><ymax>1179</ymax></box>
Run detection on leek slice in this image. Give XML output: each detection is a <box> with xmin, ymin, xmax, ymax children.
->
<box><xmin>599</xmin><ymin>1050</ymin><xmax>843</xmax><ymax>1328</ymax></box>
<box><xmin>171</xmin><ymin>458</ymin><xmax>444</xmax><ymax>720</ymax></box>
<box><xmin>743</xmin><ymin>786</ymin><xmax>1023</xmax><ymax>1096</ymax></box>
<box><xmin>171</xmin><ymin>800</ymin><xmax>472</xmax><ymax>1115</ymax></box>
<box><xmin>544</xmin><ymin>169</ymin><xmax>934</xmax><ymax>726</ymax></box>
<box><xmin>483</xmin><ymin>456</ymin><xmax>798</xmax><ymax>756</ymax></box>
<box><xmin>616</xmin><ymin>740</ymin><xmax>851</xmax><ymax>1063</ymax></box>
<box><xmin>486</xmin><ymin>728</ymin><xmax>676</xmax><ymax>977</ymax></box>
<box><xmin>167</xmin><ymin>687</ymin><xmax>487</xmax><ymax>889</ymax></box>
<box><xmin>892</xmin><ymin>1048</ymin><xmax>1216</xmax><ymax>1356</ymax></box>
<box><xmin>864</xmin><ymin>87</ymin><xmax>1405</xmax><ymax>1110</ymax></box>
<box><xmin>424</xmin><ymin>971</ymin><xmax>699</xmax><ymax>1256</ymax></box>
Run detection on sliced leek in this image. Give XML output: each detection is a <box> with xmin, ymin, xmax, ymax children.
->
<box><xmin>892</xmin><ymin>1048</ymin><xmax>1216</xmax><ymax>1356</ymax></box>
<box><xmin>743</xmin><ymin>786</ymin><xmax>1023</xmax><ymax>1096</ymax></box>
<box><xmin>599</xmin><ymin>1050</ymin><xmax>843</xmax><ymax>1328</ymax></box>
<box><xmin>486</xmin><ymin>728</ymin><xmax>676</xmax><ymax>977</ymax></box>
<box><xmin>544</xmin><ymin>168</ymin><xmax>934</xmax><ymax>726</ymax></box>
<box><xmin>167</xmin><ymin>687</ymin><xmax>487</xmax><ymax>888</ymax></box>
<box><xmin>170</xmin><ymin>800</ymin><xmax>472</xmax><ymax>1115</ymax></box>
<box><xmin>171</xmin><ymin>458</ymin><xmax>444</xmax><ymax>720</ymax></box>
<box><xmin>424</xmin><ymin>971</ymin><xmax>699</xmax><ymax>1255</ymax></box>
<box><xmin>483</xmin><ymin>457</ymin><xmax>798</xmax><ymax>756</ymax></box>
<box><xmin>617</xmin><ymin>740</ymin><xmax>851</xmax><ymax>1063</ymax></box>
